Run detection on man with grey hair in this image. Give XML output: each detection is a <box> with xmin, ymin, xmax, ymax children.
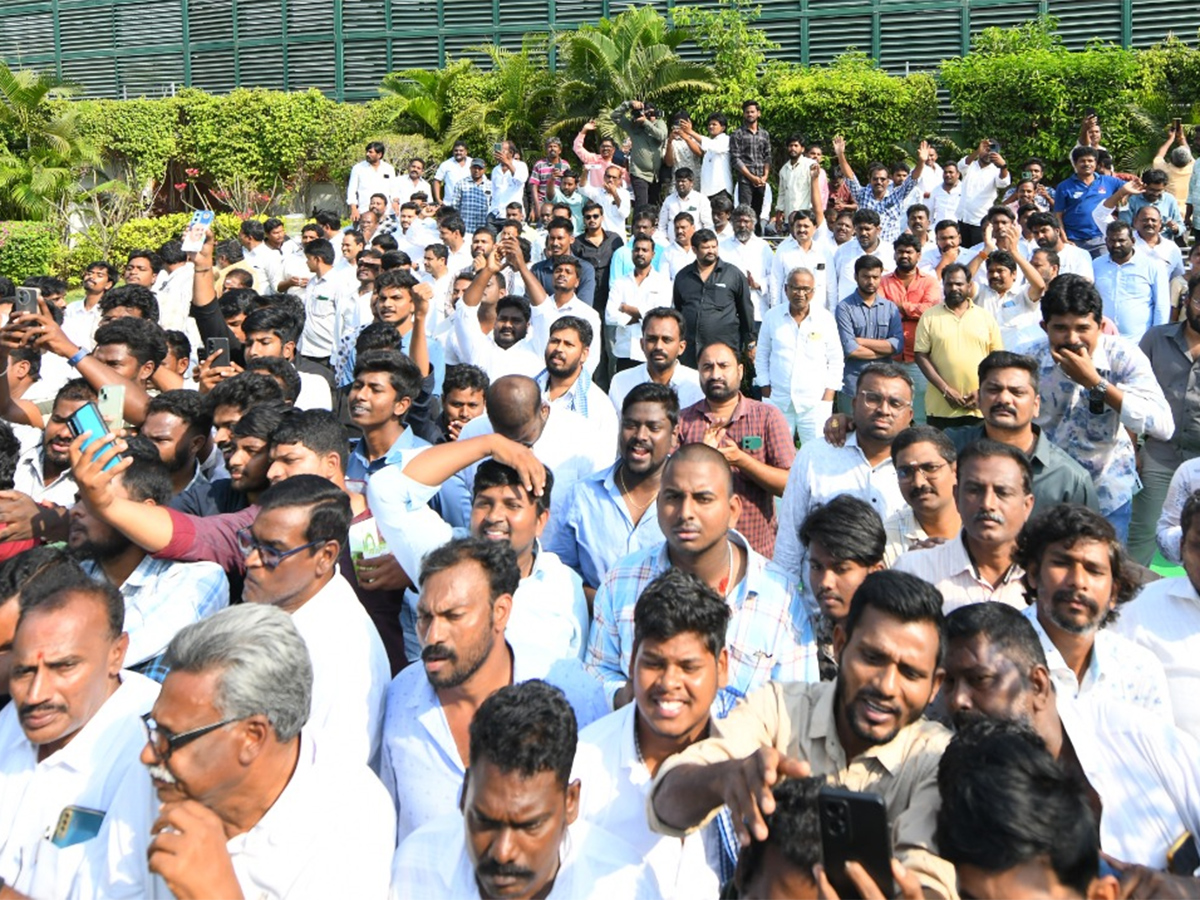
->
<box><xmin>79</xmin><ymin>604</ymin><xmax>395</xmax><ymax>899</ymax></box>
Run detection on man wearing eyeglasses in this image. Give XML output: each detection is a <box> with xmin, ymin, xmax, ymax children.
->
<box><xmin>0</xmin><ymin>575</ymin><xmax>159</xmax><ymax>900</ymax></box>
<box><xmin>775</xmin><ymin>362</ymin><xmax>916</xmax><ymax>577</ymax></box>
<box><xmin>892</xmin><ymin>440</ymin><xmax>1032</xmax><ymax>613</ymax></box>
<box><xmin>580</xmin><ymin>165</ymin><xmax>632</xmax><ymax>237</ymax></box>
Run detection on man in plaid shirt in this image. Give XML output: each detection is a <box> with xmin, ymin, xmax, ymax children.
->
<box><xmin>586</xmin><ymin>443</ymin><xmax>817</xmax><ymax>710</ymax></box>
<box><xmin>678</xmin><ymin>342</ymin><xmax>795</xmax><ymax>557</ymax></box>
<box><xmin>529</xmin><ymin>136</ymin><xmax>571</xmax><ymax>212</ymax></box>
<box><xmin>450</xmin><ymin>158</ymin><xmax>492</xmax><ymax>233</ymax></box>
<box><xmin>832</xmin><ymin>135</ymin><xmax>934</xmax><ymax>242</ymax></box>
<box><xmin>730</xmin><ymin>99</ymin><xmax>772</xmax><ymax>226</ymax></box>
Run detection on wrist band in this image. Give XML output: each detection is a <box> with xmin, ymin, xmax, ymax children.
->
<box><xmin>68</xmin><ymin>348</ymin><xmax>88</xmax><ymax>367</ymax></box>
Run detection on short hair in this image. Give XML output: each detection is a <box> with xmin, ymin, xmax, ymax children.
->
<box><xmin>690</xmin><ymin>228</ymin><xmax>718</xmax><ymax>250</ymax></box>
<box><xmin>732</xmin><ymin>204</ymin><xmax>756</xmax><ymax>221</ymax></box>
<box><xmin>1071</xmin><ymin>145</ymin><xmax>1098</xmax><ymax>163</ymax></box>
<box><xmin>19</xmin><ymin>578</ymin><xmax>124</xmax><ymax>641</ymax></box>
<box><xmin>842</xmin><ymin>570</ymin><xmax>944</xmax><ymax>666</ymax></box>
<box><xmin>798</xmin><ymin>495</ymin><xmax>886</xmax><ymax>567</ymax></box>
<box><xmin>944</xmin><ymin>601</ymin><xmax>1048</xmax><ymax>674</ymax></box>
<box><xmin>853</xmin><ymin>254</ymin><xmax>884</xmax><ymax>275</ymax></box>
<box><xmin>207</xmin><ymin>372</ymin><xmax>284</xmax><ymax>415</ymax></box>
<box><xmin>375</xmin><ymin>268</ymin><xmax>420</xmax><ymax>294</ymax></box>
<box><xmin>547</xmin><ymin>216</ymin><xmax>574</xmax><ymax>235</ymax></box>
<box><xmin>256</xmin><ymin>474</ymin><xmax>352</xmax><ymax>550</ymax></box>
<box><xmin>549</xmin><ymin>254</ymin><xmax>582</xmax><ymax>277</ymax></box>
<box><xmin>268</xmin><ymin>408</ymin><xmax>349</xmax><ymax>472</ymax></box>
<box><xmin>986</xmin><ymin>249</ymin><xmax>1018</xmax><ymax>274</ymax></box>
<box><xmin>1026</xmin><ymin>211</ymin><xmax>1059</xmax><ymax>233</ymax></box>
<box><xmin>662</xmin><ymin>442</ymin><xmax>734</xmax><ymax>497</ymax></box>
<box><xmin>232</xmin><ymin>399</ymin><xmax>291</xmax><ymax>443</ymax></box>
<box><xmin>673</xmin><ymin>166</ymin><xmax>694</xmax><ymax>181</ymax></box>
<box><xmin>858</xmin><ymin>361</ymin><xmax>913</xmax><ymax>390</ymax></box>
<box><xmin>468</xmin><ymin>679</ymin><xmax>577</xmax><ymax>789</ymax></box>
<box><xmin>0</xmin><ymin>420</ymin><xmax>18</xmax><ymax>490</ymax></box>
<box><xmin>219</xmin><ymin>288</ymin><xmax>258</xmax><ymax>321</ymax></box>
<box><xmin>146</xmin><ymin>389</ymin><xmax>212</xmax><ymax>437</ymax></box>
<box><xmin>1181</xmin><ymin>491</ymin><xmax>1200</xmax><ymax>542</ymax></box>
<box><xmin>303</xmin><ymin>238</ymin><xmax>336</xmax><ymax>266</ymax></box>
<box><xmin>0</xmin><ymin>546</ymin><xmax>85</xmax><ymax>605</ymax></box>
<box><xmin>443</xmin><ymin>363</ymin><xmax>489</xmax><ymax>396</ymax></box>
<box><xmin>907</xmin><ymin>203</ymin><xmax>930</xmax><ymax>220</ymax></box>
<box><xmin>941</xmin><ymin>262</ymin><xmax>971</xmax><ymax>284</ymax></box>
<box><xmin>977</xmin><ymin>350</ymin><xmax>1040</xmax><ymax>391</ymax></box>
<box><xmin>424</xmin><ymin>242</ymin><xmax>449</xmax><ymax>263</ymax></box>
<box><xmin>239</xmin><ymin>219</ymin><xmax>265</xmax><ymax>242</ymax></box>
<box><xmin>934</xmin><ymin>219</ymin><xmax>960</xmax><ymax>234</ymax></box>
<box><xmin>710</xmin><ymin>194</ymin><xmax>734</xmax><ymax>215</ymax></box>
<box><xmin>216</xmin><ymin>240</ymin><xmax>245</xmax><ymax>266</ymax></box>
<box><xmin>622</xmin><ymin>380</ymin><xmax>681</xmax><ymax>428</ymax></box>
<box><xmin>1039</xmin><ymin>273</ymin><xmax>1103</xmax><ymax>324</ymax></box>
<box><xmin>164</xmin><ymin>604</ymin><xmax>312</xmax><ymax>742</ymax></box>
<box><xmin>890</xmin><ymin>424</ymin><xmax>957</xmax><ymax>465</ymax></box>
<box><xmin>356</xmin><ymin>322</ymin><xmax>400</xmax><ymax>354</ymax></box>
<box><xmin>115</xmin><ymin>443</ymin><xmax>173</xmax><ymax>506</ymax></box>
<box><xmin>373</xmin><ymin>234</ymin><xmax>400</xmax><ymax>253</ymax></box>
<box><xmin>937</xmin><ymin>720</ymin><xmax>1099</xmax><ymax>898</ymax></box>
<box><xmin>474</xmin><ymin>458</ymin><xmax>554</xmax><ymax>515</ymax></box>
<box><xmin>99</xmin><ymin>284</ymin><xmax>159</xmax><ymax>322</ymax></box>
<box><xmin>245</xmin><ymin>357</ymin><xmax>300</xmax><ymax>404</ymax></box>
<box><xmin>1105</xmin><ymin>219</ymin><xmax>1133</xmax><ymax>241</ymax></box>
<box><xmin>892</xmin><ymin>233</ymin><xmax>921</xmax><ymax>253</ymax></box>
<box><xmin>1015</xmin><ymin>504</ymin><xmax>1139</xmax><ymax>615</ymax></box>
<box><xmin>439</xmin><ymin>214</ymin><xmax>465</xmax><ymax>236</ymax></box>
<box><xmin>53</xmin><ymin>377</ymin><xmax>98</xmax><ymax>409</ymax></box>
<box><xmin>353</xmin><ymin>348</ymin><xmax>423</xmax><ymax>403</ymax></box>
<box><xmin>852</xmin><ymin>208</ymin><xmax>881</xmax><ymax>228</ymax></box>
<box><xmin>548</xmin><ymin>315</ymin><xmax>593</xmax><ymax>349</ymax></box>
<box><xmin>418</xmin><ymin>535</ymin><xmax>521</xmax><ymax>600</ymax></box>
<box><xmin>85</xmin><ymin>260</ymin><xmax>120</xmax><ymax>283</ymax></box>
<box><xmin>163</xmin><ymin>329</ymin><xmax>190</xmax><ymax>363</ymax></box>
<box><xmin>495</xmin><ymin>295</ymin><xmax>532</xmax><ymax>322</ymax></box>
<box><xmin>243</xmin><ymin>305</ymin><xmax>302</xmax><ymax>345</ymax></box>
<box><xmin>737</xmin><ymin>777</ymin><xmax>823</xmax><ymax>887</ymax></box>
<box><xmin>156</xmin><ymin>240</ymin><xmax>187</xmax><ymax>267</ymax></box>
<box><xmin>642</xmin><ymin>306</ymin><xmax>685</xmax><ymax>335</ymax></box>
<box><xmin>1031</xmin><ymin>247</ymin><xmax>1060</xmax><ymax>270</ymax></box>
<box><xmin>1141</xmin><ymin>167</ymin><xmax>1168</xmax><ymax>186</ymax></box>
<box><xmin>313</xmin><ymin>209</ymin><xmax>342</xmax><ymax>232</ymax></box>
<box><xmin>126</xmin><ymin>248</ymin><xmax>163</xmax><ymax>274</ymax></box>
<box><xmin>707</xmin><ymin>111</ymin><xmax>728</xmax><ymax>128</ymax></box>
<box><xmin>957</xmin><ymin>438</ymin><xmax>1032</xmax><ymax>495</ymax></box>
<box><xmin>673</xmin><ymin>211</ymin><xmax>695</xmax><ymax>229</ymax></box>
<box><xmin>633</xmin><ymin>568</ymin><xmax>731</xmax><ymax>658</ymax></box>
<box><xmin>93</xmin><ymin>317</ymin><xmax>167</xmax><ymax>369</ymax></box>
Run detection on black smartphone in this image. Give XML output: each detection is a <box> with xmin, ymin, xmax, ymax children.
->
<box><xmin>12</xmin><ymin>286</ymin><xmax>40</xmax><ymax>318</ymax></box>
<box><xmin>1174</xmin><ymin>117</ymin><xmax>1183</xmax><ymax>132</ymax></box>
<box><xmin>819</xmin><ymin>786</ymin><xmax>894</xmax><ymax>899</ymax></box>
<box><xmin>205</xmin><ymin>337</ymin><xmax>230</xmax><ymax>366</ymax></box>
<box><xmin>67</xmin><ymin>401</ymin><xmax>123</xmax><ymax>473</ymax></box>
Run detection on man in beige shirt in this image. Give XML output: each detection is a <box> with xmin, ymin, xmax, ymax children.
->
<box><xmin>648</xmin><ymin>569</ymin><xmax>956</xmax><ymax>898</ymax></box>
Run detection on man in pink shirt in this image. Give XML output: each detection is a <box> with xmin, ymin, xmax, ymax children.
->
<box><xmin>573</xmin><ymin>120</ymin><xmax>631</xmax><ymax>190</ymax></box>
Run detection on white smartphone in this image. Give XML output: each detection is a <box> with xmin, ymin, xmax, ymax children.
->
<box><xmin>98</xmin><ymin>384</ymin><xmax>126</xmax><ymax>431</ymax></box>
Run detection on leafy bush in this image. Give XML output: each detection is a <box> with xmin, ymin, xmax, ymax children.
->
<box><xmin>0</xmin><ymin>221</ymin><xmax>60</xmax><ymax>282</ymax></box>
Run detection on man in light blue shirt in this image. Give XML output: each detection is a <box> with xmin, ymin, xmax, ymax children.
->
<box><xmin>1121</xmin><ymin>167</ymin><xmax>1185</xmax><ymax>240</ymax></box>
<box><xmin>1092</xmin><ymin>220</ymin><xmax>1170</xmax><ymax>340</ymax></box>
<box><xmin>834</xmin><ymin>254</ymin><xmax>903</xmax><ymax>405</ymax></box>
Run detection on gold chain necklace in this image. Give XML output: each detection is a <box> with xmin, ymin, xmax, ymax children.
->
<box><xmin>617</xmin><ymin>464</ymin><xmax>658</xmax><ymax>512</ymax></box>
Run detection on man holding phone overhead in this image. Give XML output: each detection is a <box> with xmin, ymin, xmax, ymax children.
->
<box><xmin>648</xmin><ymin>569</ymin><xmax>957</xmax><ymax>899</ymax></box>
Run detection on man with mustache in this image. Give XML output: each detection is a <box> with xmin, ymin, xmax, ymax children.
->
<box><xmin>454</xmin><ymin>251</ymin><xmax>544</xmax><ymax>380</ymax></box>
<box><xmin>607</xmin><ymin>307</ymin><xmax>703</xmax><ymax>412</ymax></box>
<box><xmin>892</xmin><ymin>440</ymin><xmax>1032</xmax><ymax>613</ymax></box>
<box><xmin>890</xmin><ymin>425</ymin><xmax>961</xmax><ymax>546</ymax></box>
<box><xmin>648</xmin><ymin>570</ymin><xmax>956</xmax><ymax>899</ymax></box>
<box><xmin>941</xmin><ymin>602</ymin><xmax>1200</xmax><ymax>873</ymax></box>
<box><xmin>379</xmin><ymin>537</ymin><xmax>605</xmax><ymax>843</ymax></box>
<box><xmin>392</xmin><ymin>679</ymin><xmax>652</xmax><ymax>899</ymax></box>
<box><xmin>536</xmin><ymin>317</ymin><xmax>618</xmax><ymax>455</ymax></box>
<box><xmin>1014</xmin><ymin>503</ymin><xmax>1171</xmax><ymax>718</ymax></box>
<box><xmin>0</xmin><ymin>570</ymin><xmax>159</xmax><ymax>899</ymax></box>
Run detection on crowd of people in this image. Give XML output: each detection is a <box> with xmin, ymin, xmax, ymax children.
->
<box><xmin>1</xmin><ymin>98</ymin><xmax>1199</xmax><ymax>899</ymax></box>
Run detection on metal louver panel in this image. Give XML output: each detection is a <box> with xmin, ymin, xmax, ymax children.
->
<box><xmin>1045</xmin><ymin>0</ymin><xmax>1123</xmax><ymax>48</ymax></box>
<box><xmin>286</xmin><ymin>42</ymin><xmax>337</xmax><ymax>93</ymax></box>
<box><xmin>1129</xmin><ymin>0</ymin><xmax>1200</xmax><ymax>47</ymax></box>
<box><xmin>807</xmin><ymin>13</ymin><xmax>873</xmax><ymax>65</ymax></box>
<box><xmin>0</xmin><ymin>8</ymin><xmax>56</xmax><ymax>64</ymax></box>
<box><xmin>879</xmin><ymin>7</ymin><xmax>962</xmax><ymax>73</ymax></box>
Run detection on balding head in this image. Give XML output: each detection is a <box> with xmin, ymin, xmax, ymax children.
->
<box><xmin>486</xmin><ymin>376</ymin><xmax>549</xmax><ymax>445</ymax></box>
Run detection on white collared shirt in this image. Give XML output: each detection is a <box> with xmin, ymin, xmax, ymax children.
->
<box><xmin>834</xmin><ymin>240</ymin><xmax>895</xmax><ymax>301</ymax></box>
<box><xmin>956</xmin><ymin>157</ymin><xmax>1011</xmax><ymax>226</ymax></box>
<box><xmin>1024</xmin><ymin>606</ymin><xmax>1173</xmax><ymax>720</ymax></box>
<box><xmin>770</xmin><ymin>238</ymin><xmax>836</xmax><ymax>312</ymax></box>
<box><xmin>572</xmin><ymin>703</ymin><xmax>723</xmax><ymax>899</ymax></box>
<box><xmin>1115</xmin><ymin>576</ymin><xmax>1200</xmax><ymax>742</ymax></box>
<box><xmin>14</xmin><ymin>441</ymin><xmax>77</xmax><ymax>507</ymax></box>
<box><xmin>347</xmin><ymin>158</ymin><xmax>397</xmax><ymax>211</ymax></box>
<box><xmin>658</xmin><ymin>190</ymin><xmax>713</xmax><ymax>239</ymax></box>
<box><xmin>605</xmin><ymin>268</ymin><xmax>672</xmax><ymax>360</ymax></box>
<box><xmin>391</xmin><ymin>812</ymin><xmax>656</xmax><ymax>900</ymax></box>
<box><xmin>530</xmin><ymin>294</ymin><xmax>603</xmax><ymax>376</ymax></box>
<box><xmin>656</xmin><ymin>242</ymin><xmax>695</xmax><ymax>280</ymax></box>
<box><xmin>927</xmin><ymin>183</ymin><xmax>961</xmax><ymax>225</ymax></box>
<box><xmin>699</xmin><ymin>132</ymin><xmax>733</xmax><ymax>197</ymax></box>
<box><xmin>449</xmin><ymin>301</ymin><xmax>544</xmax><ymax>379</ymax></box>
<box><xmin>776</xmin><ymin>156</ymin><xmax>818</xmax><ymax>216</ymax></box>
<box><xmin>292</xmin><ymin>573</ymin><xmax>391</xmax><ymax>767</ymax></box>
<box><xmin>892</xmin><ymin>532</ymin><xmax>1026</xmax><ymax>613</ymax></box>
<box><xmin>392</xmin><ymin>175</ymin><xmax>433</xmax><ymax>205</ymax></box>
<box><xmin>754</xmin><ymin>303</ymin><xmax>843</xmax><ymax>411</ymax></box>
<box><xmin>719</xmin><ymin>233</ymin><xmax>775</xmax><ymax>320</ymax></box>
<box><xmin>0</xmin><ymin>672</ymin><xmax>159</xmax><ymax>899</ymax></box>
<box><xmin>582</xmin><ymin>183</ymin><xmax>633</xmax><ymax>236</ymax></box>
<box><xmin>490</xmin><ymin>159</ymin><xmax>530</xmax><ymax>215</ymax></box>
<box><xmin>1059</xmin><ymin>694</ymin><xmax>1200</xmax><ymax>870</ymax></box>
<box><xmin>62</xmin><ymin>299</ymin><xmax>103</xmax><ymax>351</ymax></box>
<box><xmin>299</xmin><ymin>269</ymin><xmax>356</xmax><ymax>359</ymax></box>
<box><xmin>380</xmin><ymin>643</ymin><xmax>608</xmax><ymax>842</ymax></box>
<box><xmin>775</xmin><ymin>432</ymin><xmax>911</xmax><ymax>581</ymax></box>
<box><xmin>607</xmin><ymin>362</ymin><xmax>704</xmax><ymax>413</ymax></box>
<box><xmin>433</xmin><ymin>156</ymin><xmax>473</xmax><ymax>198</ymax></box>
<box><xmin>151</xmin><ymin>263</ymin><xmax>194</xmax><ymax>334</ymax></box>
<box><xmin>975</xmin><ymin>282</ymin><xmax>1043</xmax><ymax>353</ymax></box>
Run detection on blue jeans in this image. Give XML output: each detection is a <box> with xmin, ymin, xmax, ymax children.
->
<box><xmin>1105</xmin><ymin>499</ymin><xmax>1133</xmax><ymax>546</ymax></box>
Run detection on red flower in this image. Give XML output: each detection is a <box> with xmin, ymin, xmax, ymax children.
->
<box><xmin>174</xmin><ymin>183</ymin><xmax>187</xmax><ymax>191</ymax></box>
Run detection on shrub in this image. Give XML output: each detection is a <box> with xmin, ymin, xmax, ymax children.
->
<box><xmin>0</xmin><ymin>221</ymin><xmax>60</xmax><ymax>283</ymax></box>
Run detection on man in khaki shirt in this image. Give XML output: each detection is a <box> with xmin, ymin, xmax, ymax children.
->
<box><xmin>648</xmin><ymin>569</ymin><xmax>956</xmax><ymax>898</ymax></box>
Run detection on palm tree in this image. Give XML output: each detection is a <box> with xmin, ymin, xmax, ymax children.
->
<box><xmin>0</xmin><ymin>62</ymin><xmax>97</xmax><ymax>221</ymax></box>
<box><xmin>448</xmin><ymin>39</ymin><xmax>558</xmax><ymax>153</ymax></box>
<box><xmin>548</xmin><ymin>5</ymin><xmax>717</xmax><ymax>139</ymax></box>
<box><xmin>380</xmin><ymin>58</ymin><xmax>474</xmax><ymax>146</ymax></box>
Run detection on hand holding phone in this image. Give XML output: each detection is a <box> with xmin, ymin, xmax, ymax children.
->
<box><xmin>68</xmin><ymin>402</ymin><xmax>124</xmax><ymax>473</ymax></box>
<box><xmin>13</xmin><ymin>286</ymin><xmax>40</xmax><ymax>318</ymax></box>
<box><xmin>818</xmin><ymin>787</ymin><xmax>895</xmax><ymax>900</ymax></box>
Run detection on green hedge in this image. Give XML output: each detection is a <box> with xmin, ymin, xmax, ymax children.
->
<box><xmin>0</xmin><ymin>222</ymin><xmax>60</xmax><ymax>283</ymax></box>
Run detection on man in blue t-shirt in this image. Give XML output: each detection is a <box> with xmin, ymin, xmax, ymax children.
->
<box><xmin>1055</xmin><ymin>146</ymin><xmax>1125</xmax><ymax>258</ymax></box>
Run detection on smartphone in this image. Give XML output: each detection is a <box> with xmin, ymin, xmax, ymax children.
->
<box><xmin>50</xmin><ymin>805</ymin><xmax>106</xmax><ymax>849</ymax></box>
<box><xmin>818</xmin><ymin>787</ymin><xmax>894</xmax><ymax>899</ymax></box>
<box><xmin>181</xmin><ymin>210</ymin><xmax>215</xmax><ymax>254</ymax></box>
<box><xmin>493</xmin><ymin>142</ymin><xmax>504</xmax><ymax>155</ymax></box>
<box><xmin>1084</xmin><ymin>106</ymin><xmax>1097</xmax><ymax>119</ymax></box>
<box><xmin>13</xmin><ymin>286</ymin><xmax>40</xmax><ymax>318</ymax></box>
<box><xmin>205</xmin><ymin>337</ymin><xmax>230</xmax><ymax>366</ymax></box>
<box><xmin>988</xmin><ymin>139</ymin><xmax>1000</xmax><ymax>155</ymax></box>
<box><xmin>67</xmin><ymin>401</ymin><xmax>123</xmax><ymax>473</ymax></box>
<box><xmin>1173</xmin><ymin>117</ymin><xmax>1183</xmax><ymax>132</ymax></box>
<box><xmin>98</xmin><ymin>384</ymin><xmax>126</xmax><ymax>431</ymax></box>
<box><xmin>740</xmin><ymin>435</ymin><xmax>764</xmax><ymax>452</ymax></box>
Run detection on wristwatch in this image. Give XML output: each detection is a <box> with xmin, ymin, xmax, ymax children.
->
<box><xmin>1089</xmin><ymin>378</ymin><xmax>1109</xmax><ymax>401</ymax></box>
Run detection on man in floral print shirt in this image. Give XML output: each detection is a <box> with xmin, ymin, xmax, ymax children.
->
<box><xmin>1032</xmin><ymin>274</ymin><xmax>1173</xmax><ymax>542</ymax></box>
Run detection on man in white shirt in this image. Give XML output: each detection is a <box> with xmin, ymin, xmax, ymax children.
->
<box><xmin>63</xmin><ymin>261</ymin><xmax>117</xmax><ymax>351</ymax></box>
<box><xmin>1116</xmin><ymin>490</ymin><xmax>1200</xmax><ymax>742</ymax></box>
<box><xmin>241</xmin><ymin>475</ymin><xmax>390</xmax><ymax>765</ymax></box>
<box><xmin>392</xmin><ymin>156</ymin><xmax>432</xmax><ymax>207</ymax></box>
<box><xmin>834</xmin><ymin>210</ymin><xmax>895</xmax><ymax>300</ymax></box>
<box><xmin>490</xmin><ymin>141</ymin><xmax>529</xmax><ymax>220</ymax></box>
<box><xmin>700</xmin><ymin>112</ymin><xmax>733</xmax><ymax>200</ymax></box>
<box><xmin>453</xmin><ymin>257</ymin><xmax>544</xmax><ymax>379</ymax></box>
<box><xmin>957</xmin><ymin>139</ymin><xmax>1012</xmax><ymax>246</ymax></box>
<box><xmin>581</xmin><ymin>165</ymin><xmax>633</xmax><ymax>237</ymax></box>
<box><xmin>927</xmin><ymin>161</ymin><xmax>962</xmax><ymax>225</ymax></box>
<box><xmin>942</xmin><ymin>602</ymin><xmax>1200</xmax><ymax>873</ymax></box>
<box><xmin>657</xmin><ymin>212</ymin><xmax>697</xmax><ymax>281</ymax></box>
<box><xmin>391</xmin><ymin>679</ymin><xmax>653</xmax><ymax>899</ymax></box>
<box><xmin>1131</xmin><ymin>205</ymin><xmax>1185</xmax><ymax>281</ymax></box>
<box><xmin>574</xmin><ymin>568</ymin><xmax>730</xmax><ymax>898</ymax></box>
<box><xmin>719</xmin><ymin>204</ymin><xmax>775</xmax><ymax>322</ymax></box>
<box><xmin>515</xmin><ymin>249</ymin><xmax>602</xmax><ymax>376</ymax></box>
<box><xmin>1026</xmin><ymin>210</ymin><xmax>1095</xmax><ymax>280</ymax></box>
<box><xmin>1014</xmin><ymin>502</ymin><xmax>1172</xmax><ymax>718</ymax></box>
<box><xmin>346</xmin><ymin>141</ymin><xmax>396</xmax><ymax>223</ymax></box>
<box><xmin>91</xmin><ymin>604</ymin><xmax>395</xmax><ymax>900</ymax></box>
<box><xmin>608</xmin><ymin>307</ymin><xmax>704</xmax><ymax>411</ymax></box>
<box><xmin>756</xmin><ymin>266</ymin><xmax>842</xmax><ymax>443</ymax></box>
<box><xmin>0</xmin><ymin>573</ymin><xmax>159</xmax><ymax>900</ymax></box>
<box><xmin>537</xmin><ymin>316</ymin><xmax>618</xmax><ymax>455</ymax></box>
<box><xmin>775</xmin><ymin>362</ymin><xmax>915</xmax><ymax>576</ymax></box>
<box><xmin>658</xmin><ymin>167</ymin><xmax>713</xmax><ymax>239</ymax></box>
<box><xmin>152</xmin><ymin>242</ymin><xmax>195</xmax><ymax>335</ymax></box>
<box><xmin>298</xmin><ymin>238</ymin><xmax>356</xmax><ymax>368</ymax></box>
<box><xmin>893</xmin><ymin>440</ymin><xmax>1031</xmax><ymax>612</ymax></box>
<box><xmin>433</xmin><ymin>140</ymin><xmax>473</xmax><ymax>204</ymax></box>
<box><xmin>377</xmin><ymin>537</ymin><xmax>607</xmax><ymax>843</ymax></box>
<box><xmin>606</xmin><ymin>234</ymin><xmax>672</xmax><ymax>367</ymax></box>
<box><xmin>775</xmin><ymin>134</ymin><xmax>819</xmax><ymax>219</ymax></box>
<box><xmin>770</xmin><ymin>211</ymin><xmax>836</xmax><ymax>312</ymax></box>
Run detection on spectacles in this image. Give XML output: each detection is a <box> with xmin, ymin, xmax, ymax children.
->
<box><xmin>858</xmin><ymin>390</ymin><xmax>912</xmax><ymax>412</ymax></box>
<box><xmin>141</xmin><ymin>712</ymin><xmax>240</xmax><ymax>762</ymax></box>
<box><xmin>584</xmin><ymin>213</ymin><xmax>603</xmax><ymax>220</ymax></box>
<box><xmin>236</xmin><ymin>527</ymin><xmax>325</xmax><ymax>569</ymax></box>
<box><xmin>787</xmin><ymin>285</ymin><xmax>815</xmax><ymax>294</ymax></box>
<box><xmin>896</xmin><ymin>461</ymin><xmax>949</xmax><ymax>481</ymax></box>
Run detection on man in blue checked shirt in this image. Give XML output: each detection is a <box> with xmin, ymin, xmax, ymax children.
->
<box><xmin>831</xmin><ymin>135</ymin><xmax>933</xmax><ymax>243</ymax></box>
<box><xmin>586</xmin><ymin>442</ymin><xmax>818</xmax><ymax>710</ymax></box>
